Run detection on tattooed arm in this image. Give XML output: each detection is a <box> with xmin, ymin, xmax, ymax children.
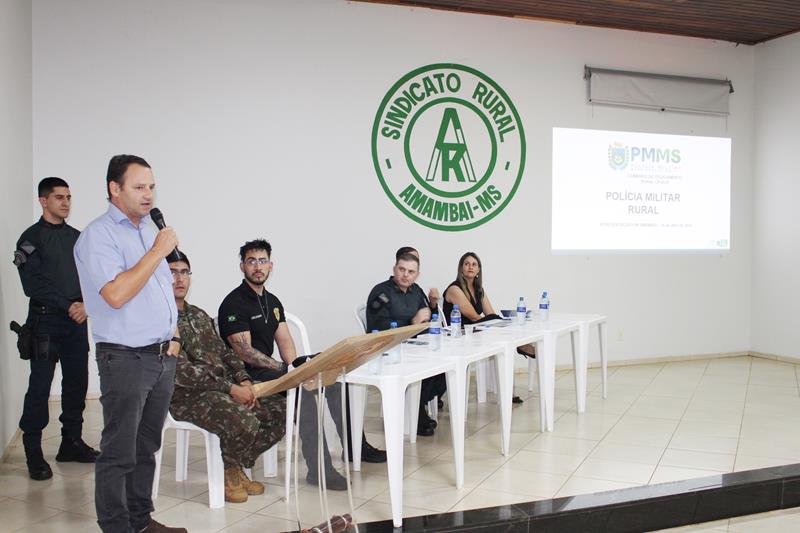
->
<box><xmin>226</xmin><ymin>330</ymin><xmax>287</xmax><ymax>371</ymax></box>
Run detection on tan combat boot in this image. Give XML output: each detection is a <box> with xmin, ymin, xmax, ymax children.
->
<box><xmin>224</xmin><ymin>466</ymin><xmax>248</xmax><ymax>503</ymax></box>
<box><xmin>238</xmin><ymin>467</ymin><xmax>265</xmax><ymax>495</ymax></box>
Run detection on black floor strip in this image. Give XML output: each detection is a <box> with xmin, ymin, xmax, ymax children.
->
<box><xmin>337</xmin><ymin>463</ymin><xmax>800</xmax><ymax>532</ymax></box>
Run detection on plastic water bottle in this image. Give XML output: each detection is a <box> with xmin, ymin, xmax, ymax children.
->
<box><xmin>368</xmin><ymin>329</ymin><xmax>383</xmax><ymax>374</ymax></box>
<box><xmin>450</xmin><ymin>305</ymin><xmax>462</xmax><ymax>337</ymax></box>
<box><xmin>430</xmin><ymin>314</ymin><xmax>442</xmax><ymax>351</ymax></box>
<box><xmin>516</xmin><ymin>296</ymin><xmax>527</xmax><ymax>325</ymax></box>
<box><xmin>387</xmin><ymin>321</ymin><xmax>401</xmax><ymax>363</ymax></box>
<box><xmin>539</xmin><ymin>291</ymin><xmax>550</xmax><ymax>321</ymax></box>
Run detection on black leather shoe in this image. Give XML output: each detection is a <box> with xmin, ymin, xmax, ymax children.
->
<box><xmin>56</xmin><ymin>438</ymin><xmax>100</xmax><ymax>463</ymax></box>
<box><xmin>25</xmin><ymin>448</ymin><xmax>53</xmax><ymax>481</ymax></box>
<box><xmin>512</xmin><ymin>396</ymin><xmax>524</xmax><ymax>404</ymax></box>
<box><xmin>347</xmin><ymin>441</ymin><xmax>387</xmax><ymax>464</ymax></box>
<box><xmin>361</xmin><ymin>441</ymin><xmax>387</xmax><ymax>463</ymax></box>
<box><xmin>138</xmin><ymin>519</ymin><xmax>188</xmax><ymax>533</ymax></box>
<box><xmin>306</xmin><ymin>469</ymin><xmax>348</xmax><ymax>491</ymax></box>
<box><xmin>419</xmin><ymin>412</ymin><xmax>437</xmax><ymax>429</ymax></box>
<box><xmin>416</xmin><ymin>423</ymin><xmax>434</xmax><ymax>437</ymax></box>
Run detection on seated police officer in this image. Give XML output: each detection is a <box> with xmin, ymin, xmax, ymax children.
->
<box><xmin>395</xmin><ymin>246</ymin><xmax>440</xmax><ymax>312</ymax></box>
<box><xmin>366</xmin><ymin>251</ymin><xmax>444</xmax><ymax>436</ymax></box>
<box><xmin>168</xmin><ymin>252</ymin><xmax>286</xmax><ymax>503</ymax></box>
<box><xmin>219</xmin><ymin>239</ymin><xmax>385</xmax><ymax>490</ymax></box>
<box><xmin>13</xmin><ymin>177</ymin><xmax>99</xmax><ymax>480</ymax></box>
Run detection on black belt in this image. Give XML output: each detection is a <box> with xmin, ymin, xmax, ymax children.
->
<box><xmin>96</xmin><ymin>341</ymin><xmax>171</xmax><ymax>355</ymax></box>
<box><xmin>29</xmin><ymin>301</ymin><xmax>66</xmax><ymax>316</ymax></box>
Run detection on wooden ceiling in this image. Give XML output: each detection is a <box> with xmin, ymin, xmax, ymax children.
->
<box><xmin>355</xmin><ymin>0</ymin><xmax>800</xmax><ymax>45</ymax></box>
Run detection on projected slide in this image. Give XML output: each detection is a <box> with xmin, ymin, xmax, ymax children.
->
<box><xmin>552</xmin><ymin>128</ymin><xmax>731</xmax><ymax>253</ymax></box>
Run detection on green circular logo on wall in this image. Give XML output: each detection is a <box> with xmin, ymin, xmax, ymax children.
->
<box><xmin>372</xmin><ymin>64</ymin><xmax>526</xmax><ymax>231</ymax></box>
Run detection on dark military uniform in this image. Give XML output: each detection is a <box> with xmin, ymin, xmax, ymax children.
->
<box><xmin>366</xmin><ymin>276</ymin><xmax>446</xmax><ymax>425</ymax></box>
<box><xmin>14</xmin><ymin>216</ymin><xmax>89</xmax><ymax>451</ymax></box>
<box><xmin>170</xmin><ymin>302</ymin><xmax>286</xmax><ymax>468</ymax></box>
<box><xmin>366</xmin><ymin>277</ymin><xmax>430</xmax><ymax>332</ymax></box>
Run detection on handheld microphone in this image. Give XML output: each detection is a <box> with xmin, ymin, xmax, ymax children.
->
<box><xmin>148</xmin><ymin>208</ymin><xmax>182</xmax><ymax>263</ymax></box>
<box><xmin>290</xmin><ymin>352</ymin><xmax>320</xmax><ymax>370</ymax></box>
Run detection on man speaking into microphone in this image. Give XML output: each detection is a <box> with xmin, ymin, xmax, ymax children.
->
<box><xmin>74</xmin><ymin>155</ymin><xmax>186</xmax><ymax>533</ymax></box>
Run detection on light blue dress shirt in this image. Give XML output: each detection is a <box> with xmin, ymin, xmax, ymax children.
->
<box><xmin>74</xmin><ymin>203</ymin><xmax>177</xmax><ymax>346</ymax></box>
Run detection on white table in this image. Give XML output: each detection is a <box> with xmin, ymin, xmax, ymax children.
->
<box><xmin>477</xmin><ymin>318</ymin><xmax>580</xmax><ymax>433</ymax></box>
<box><xmin>402</xmin><ymin>336</ymin><xmax>506</xmax><ymax>462</ymax></box>
<box><xmin>471</xmin><ymin>323</ymin><xmax>545</xmax><ymax>450</ymax></box>
<box><xmin>346</xmin><ymin>357</ymin><xmax>458</xmax><ymax>528</ymax></box>
<box><xmin>546</xmin><ymin>313</ymin><xmax>608</xmax><ymax>410</ymax></box>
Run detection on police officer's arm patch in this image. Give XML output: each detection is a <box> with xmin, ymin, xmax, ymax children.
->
<box><xmin>13</xmin><ymin>241</ymin><xmax>36</xmax><ymax>267</ymax></box>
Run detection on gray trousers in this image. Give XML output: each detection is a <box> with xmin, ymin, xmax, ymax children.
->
<box><xmin>95</xmin><ymin>345</ymin><xmax>176</xmax><ymax>533</ymax></box>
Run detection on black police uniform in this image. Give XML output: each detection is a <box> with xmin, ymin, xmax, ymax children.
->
<box><xmin>218</xmin><ymin>281</ymin><xmax>287</xmax><ymax>380</ymax></box>
<box><xmin>14</xmin><ymin>217</ymin><xmax>95</xmax><ymax>471</ymax></box>
<box><xmin>218</xmin><ymin>281</ymin><xmax>354</xmax><ymax>485</ymax></box>
<box><xmin>366</xmin><ymin>277</ymin><xmax>446</xmax><ymax>434</ymax></box>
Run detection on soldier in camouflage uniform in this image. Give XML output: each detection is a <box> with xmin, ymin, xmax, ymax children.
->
<box><xmin>168</xmin><ymin>252</ymin><xmax>286</xmax><ymax>503</ymax></box>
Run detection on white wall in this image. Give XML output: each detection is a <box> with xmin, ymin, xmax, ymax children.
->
<box><xmin>32</xmin><ymin>0</ymin><xmax>755</xmax><ymax>371</ymax></box>
<box><xmin>752</xmin><ymin>33</ymin><xmax>800</xmax><ymax>358</ymax></box>
<box><xmin>0</xmin><ymin>0</ymin><xmax>33</xmax><ymax>450</ymax></box>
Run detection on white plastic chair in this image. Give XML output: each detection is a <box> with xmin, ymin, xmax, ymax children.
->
<box><xmin>152</xmin><ymin>399</ymin><xmax>281</xmax><ymax>509</ymax></box>
<box><xmin>152</xmin><ymin>313</ymin><xmax>314</xmax><ymax>507</ymax></box>
<box><xmin>354</xmin><ymin>303</ymin><xmax>367</xmax><ymax>333</ymax></box>
<box><xmin>152</xmin><ymin>412</ymin><xmax>229</xmax><ymax>508</ymax></box>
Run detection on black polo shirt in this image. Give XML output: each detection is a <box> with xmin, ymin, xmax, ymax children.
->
<box><xmin>366</xmin><ymin>277</ymin><xmax>427</xmax><ymax>332</ymax></box>
<box><xmin>218</xmin><ymin>280</ymin><xmax>285</xmax><ymax>360</ymax></box>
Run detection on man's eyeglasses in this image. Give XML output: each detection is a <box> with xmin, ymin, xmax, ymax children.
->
<box><xmin>170</xmin><ymin>269</ymin><xmax>192</xmax><ymax>278</ymax></box>
<box><xmin>244</xmin><ymin>258</ymin><xmax>271</xmax><ymax>266</ymax></box>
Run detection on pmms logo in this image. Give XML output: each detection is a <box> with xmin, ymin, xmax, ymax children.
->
<box><xmin>609</xmin><ymin>142</ymin><xmax>682</xmax><ymax>171</ymax></box>
<box><xmin>372</xmin><ymin>64</ymin><xmax>526</xmax><ymax>231</ymax></box>
<box><xmin>608</xmin><ymin>142</ymin><xmax>630</xmax><ymax>170</ymax></box>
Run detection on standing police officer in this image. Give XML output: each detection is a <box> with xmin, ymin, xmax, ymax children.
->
<box><xmin>14</xmin><ymin>177</ymin><xmax>99</xmax><ymax>481</ymax></box>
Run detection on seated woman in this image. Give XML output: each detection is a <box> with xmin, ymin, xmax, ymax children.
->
<box><xmin>443</xmin><ymin>252</ymin><xmax>536</xmax><ymax>404</ymax></box>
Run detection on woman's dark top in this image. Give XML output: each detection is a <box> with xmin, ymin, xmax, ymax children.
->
<box><xmin>443</xmin><ymin>281</ymin><xmax>484</xmax><ymax>325</ymax></box>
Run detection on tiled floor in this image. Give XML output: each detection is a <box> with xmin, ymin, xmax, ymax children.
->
<box><xmin>2</xmin><ymin>355</ymin><xmax>800</xmax><ymax>532</ymax></box>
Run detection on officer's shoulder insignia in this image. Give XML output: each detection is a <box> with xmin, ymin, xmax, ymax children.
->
<box><xmin>273</xmin><ymin>307</ymin><xmax>281</xmax><ymax>321</ymax></box>
<box><xmin>227</xmin><ymin>315</ymin><xmax>236</xmax><ymax>322</ymax></box>
<box><xmin>12</xmin><ymin>241</ymin><xmax>36</xmax><ymax>267</ymax></box>
<box><xmin>19</xmin><ymin>241</ymin><xmax>36</xmax><ymax>255</ymax></box>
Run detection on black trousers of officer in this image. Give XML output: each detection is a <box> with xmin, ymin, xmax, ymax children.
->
<box><xmin>19</xmin><ymin>312</ymin><xmax>89</xmax><ymax>450</ymax></box>
<box><xmin>420</xmin><ymin>374</ymin><xmax>447</xmax><ymax>410</ymax></box>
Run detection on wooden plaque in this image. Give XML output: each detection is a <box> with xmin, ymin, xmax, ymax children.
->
<box><xmin>252</xmin><ymin>323</ymin><xmax>427</xmax><ymax>398</ymax></box>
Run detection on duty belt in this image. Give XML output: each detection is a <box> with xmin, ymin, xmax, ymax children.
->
<box><xmin>96</xmin><ymin>341</ymin><xmax>171</xmax><ymax>355</ymax></box>
<box><xmin>29</xmin><ymin>301</ymin><xmax>64</xmax><ymax>315</ymax></box>
<box><xmin>29</xmin><ymin>299</ymin><xmax>80</xmax><ymax>316</ymax></box>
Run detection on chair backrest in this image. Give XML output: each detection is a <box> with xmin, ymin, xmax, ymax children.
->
<box><xmin>284</xmin><ymin>311</ymin><xmax>312</xmax><ymax>354</ymax></box>
<box><xmin>354</xmin><ymin>303</ymin><xmax>367</xmax><ymax>334</ymax></box>
<box><xmin>436</xmin><ymin>302</ymin><xmax>446</xmax><ymax>327</ymax></box>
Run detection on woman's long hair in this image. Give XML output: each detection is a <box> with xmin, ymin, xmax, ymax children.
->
<box><xmin>455</xmin><ymin>252</ymin><xmax>483</xmax><ymax>306</ymax></box>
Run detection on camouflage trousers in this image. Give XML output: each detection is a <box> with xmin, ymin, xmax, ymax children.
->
<box><xmin>170</xmin><ymin>391</ymin><xmax>286</xmax><ymax>468</ymax></box>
